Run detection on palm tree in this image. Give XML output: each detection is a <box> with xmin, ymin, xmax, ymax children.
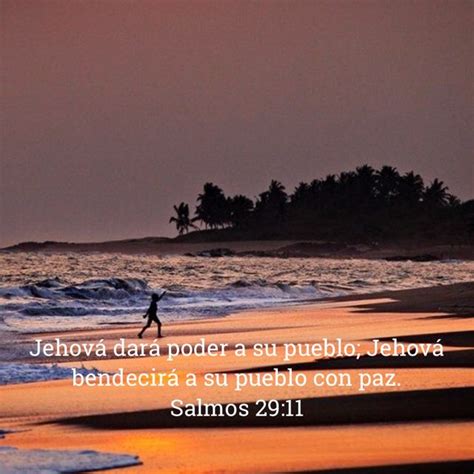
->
<box><xmin>337</xmin><ymin>171</ymin><xmax>357</xmax><ymax>210</ymax></box>
<box><xmin>376</xmin><ymin>166</ymin><xmax>400</xmax><ymax>204</ymax></box>
<box><xmin>195</xmin><ymin>183</ymin><xmax>228</xmax><ymax>228</ymax></box>
<box><xmin>423</xmin><ymin>179</ymin><xmax>449</xmax><ymax>208</ymax></box>
<box><xmin>354</xmin><ymin>164</ymin><xmax>377</xmax><ymax>207</ymax></box>
<box><xmin>291</xmin><ymin>182</ymin><xmax>310</xmax><ymax>207</ymax></box>
<box><xmin>447</xmin><ymin>194</ymin><xmax>461</xmax><ymax>208</ymax></box>
<box><xmin>355</xmin><ymin>165</ymin><xmax>376</xmax><ymax>191</ymax></box>
<box><xmin>255</xmin><ymin>180</ymin><xmax>287</xmax><ymax>221</ymax></box>
<box><xmin>319</xmin><ymin>174</ymin><xmax>337</xmax><ymax>213</ymax></box>
<box><xmin>228</xmin><ymin>195</ymin><xmax>254</xmax><ymax>228</ymax></box>
<box><xmin>169</xmin><ymin>202</ymin><xmax>197</xmax><ymax>235</ymax></box>
<box><xmin>397</xmin><ymin>171</ymin><xmax>424</xmax><ymax>207</ymax></box>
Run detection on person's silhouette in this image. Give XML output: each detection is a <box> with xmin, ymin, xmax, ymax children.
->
<box><xmin>138</xmin><ymin>291</ymin><xmax>166</xmax><ymax>338</ymax></box>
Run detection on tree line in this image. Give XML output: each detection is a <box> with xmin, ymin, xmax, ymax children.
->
<box><xmin>170</xmin><ymin>165</ymin><xmax>472</xmax><ymax>242</ymax></box>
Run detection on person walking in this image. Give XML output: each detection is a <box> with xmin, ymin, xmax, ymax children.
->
<box><xmin>138</xmin><ymin>291</ymin><xmax>166</xmax><ymax>338</ymax></box>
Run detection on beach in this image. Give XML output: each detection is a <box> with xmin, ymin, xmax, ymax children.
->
<box><xmin>4</xmin><ymin>0</ymin><xmax>473</xmax><ymax>470</ymax></box>
<box><xmin>1</xmin><ymin>283</ymin><xmax>473</xmax><ymax>473</ymax></box>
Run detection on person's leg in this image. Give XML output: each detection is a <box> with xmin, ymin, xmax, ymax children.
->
<box><xmin>157</xmin><ymin>320</ymin><xmax>162</xmax><ymax>338</ymax></box>
<box><xmin>138</xmin><ymin>320</ymin><xmax>151</xmax><ymax>338</ymax></box>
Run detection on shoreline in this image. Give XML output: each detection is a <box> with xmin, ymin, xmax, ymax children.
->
<box><xmin>4</xmin><ymin>282</ymin><xmax>473</xmax><ymax>367</ymax></box>
<box><xmin>18</xmin><ymin>280</ymin><xmax>474</xmax><ymax>329</ymax></box>
<box><xmin>2</xmin><ymin>238</ymin><xmax>474</xmax><ymax>261</ymax></box>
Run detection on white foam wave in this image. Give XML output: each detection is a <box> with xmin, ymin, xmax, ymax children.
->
<box><xmin>0</xmin><ymin>276</ymin><xmax>326</xmax><ymax>324</ymax></box>
<box><xmin>0</xmin><ymin>363</ymin><xmax>101</xmax><ymax>385</ymax></box>
<box><xmin>0</xmin><ymin>446</ymin><xmax>140</xmax><ymax>473</ymax></box>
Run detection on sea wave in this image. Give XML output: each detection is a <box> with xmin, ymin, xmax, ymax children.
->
<box><xmin>0</xmin><ymin>254</ymin><xmax>473</xmax><ymax>334</ymax></box>
<box><xmin>0</xmin><ymin>276</ymin><xmax>328</xmax><ymax>332</ymax></box>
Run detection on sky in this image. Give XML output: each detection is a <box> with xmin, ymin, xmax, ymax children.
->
<box><xmin>1</xmin><ymin>0</ymin><xmax>472</xmax><ymax>246</ymax></box>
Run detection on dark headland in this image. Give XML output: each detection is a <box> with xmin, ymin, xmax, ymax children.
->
<box><xmin>4</xmin><ymin>165</ymin><xmax>473</xmax><ymax>260</ymax></box>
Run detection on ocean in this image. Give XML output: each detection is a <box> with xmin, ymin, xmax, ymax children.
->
<box><xmin>1</xmin><ymin>252</ymin><xmax>473</xmax><ymax>334</ymax></box>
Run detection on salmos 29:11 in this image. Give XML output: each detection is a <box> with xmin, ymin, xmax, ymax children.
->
<box><xmin>170</xmin><ymin>398</ymin><xmax>304</xmax><ymax>417</ymax></box>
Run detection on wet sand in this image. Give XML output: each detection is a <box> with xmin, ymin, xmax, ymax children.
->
<box><xmin>1</xmin><ymin>283</ymin><xmax>473</xmax><ymax>473</ymax></box>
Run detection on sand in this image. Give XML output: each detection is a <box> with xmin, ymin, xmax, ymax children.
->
<box><xmin>1</xmin><ymin>283</ymin><xmax>473</xmax><ymax>473</ymax></box>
